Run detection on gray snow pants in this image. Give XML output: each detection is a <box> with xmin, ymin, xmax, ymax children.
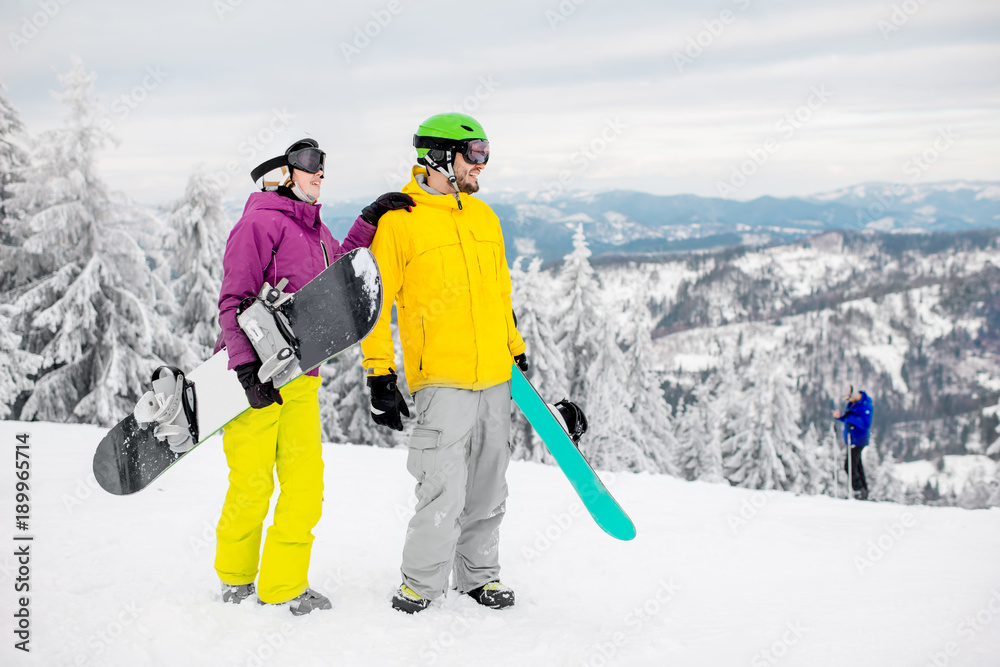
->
<box><xmin>402</xmin><ymin>382</ymin><xmax>512</xmax><ymax>600</ymax></box>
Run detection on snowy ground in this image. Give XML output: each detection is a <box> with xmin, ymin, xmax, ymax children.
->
<box><xmin>3</xmin><ymin>421</ymin><xmax>1000</xmax><ymax>667</ymax></box>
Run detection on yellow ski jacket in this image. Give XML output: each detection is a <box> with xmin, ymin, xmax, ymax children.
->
<box><xmin>361</xmin><ymin>167</ymin><xmax>526</xmax><ymax>394</ymax></box>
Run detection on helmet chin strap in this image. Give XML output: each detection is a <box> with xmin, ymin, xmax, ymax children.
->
<box><xmin>284</xmin><ymin>175</ymin><xmax>318</xmax><ymax>204</ymax></box>
<box><xmin>423</xmin><ymin>150</ymin><xmax>463</xmax><ymax>210</ymax></box>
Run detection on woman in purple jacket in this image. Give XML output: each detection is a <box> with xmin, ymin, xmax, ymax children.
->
<box><xmin>214</xmin><ymin>138</ymin><xmax>412</xmax><ymax>614</ymax></box>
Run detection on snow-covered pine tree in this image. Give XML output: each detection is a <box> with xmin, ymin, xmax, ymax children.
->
<box><xmin>674</xmin><ymin>381</ymin><xmax>726</xmax><ymax>483</ymax></box>
<box><xmin>165</xmin><ymin>168</ymin><xmax>229</xmax><ymax>366</ymax></box>
<box><xmin>554</xmin><ymin>225</ymin><xmax>605</xmax><ymax>399</ymax></box>
<box><xmin>0</xmin><ymin>85</ymin><xmax>55</xmax><ymax>296</ymax></box>
<box><xmin>802</xmin><ymin>422</ymin><xmax>835</xmax><ymax>496</ymax></box>
<box><xmin>319</xmin><ymin>321</ymin><xmax>407</xmax><ymax>448</ymax></box>
<box><xmin>509</xmin><ymin>256</ymin><xmax>568</xmax><ymax>463</ymax></box>
<box><xmin>865</xmin><ymin>444</ymin><xmax>907</xmax><ymax>503</ymax></box>
<box><xmin>720</xmin><ymin>352</ymin><xmax>807</xmax><ymax>492</ymax></box>
<box><xmin>9</xmin><ymin>57</ymin><xmax>183</xmax><ymax>425</ymax></box>
<box><xmin>624</xmin><ymin>288</ymin><xmax>679</xmax><ymax>475</ymax></box>
<box><xmin>674</xmin><ymin>398</ymin><xmax>699</xmax><ymax>480</ymax></box>
<box><xmin>549</xmin><ymin>225</ymin><xmax>662</xmax><ymax>471</ymax></box>
<box><xmin>987</xmin><ymin>396</ymin><xmax>1000</xmax><ymax>457</ymax></box>
<box><xmin>0</xmin><ymin>306</ymin><xmax>40</xmax><ymax>418</ymax></box>
<box><xmin>0</xmin><ymin>83</ymin><xmax>28</xmax><ymax>235</ymax></box>
<box><xmin>319</xmin><ymin>345</ymin><xmax>403</xmax><ymax>448</ymax></box>
<box><xmin>582</xmin><ymin>316</ymin><xmax>650</xmax><ymax>471</ymax></box>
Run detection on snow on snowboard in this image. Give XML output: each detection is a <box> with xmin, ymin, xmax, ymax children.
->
<box><xmin>93</xmin><ymin>248</ymin><xmax>383</xmax><ymax>495</ymax></box>
<box><xmin>511</xmin><ymin>366</ymin><xmax>637</xmax><ymax>541</ymax></box>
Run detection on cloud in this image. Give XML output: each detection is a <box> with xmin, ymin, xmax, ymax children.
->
<box><xmin>1</xmin><ymin>0</ymin><xmax>998</xmax><ymax>204</ymax></box>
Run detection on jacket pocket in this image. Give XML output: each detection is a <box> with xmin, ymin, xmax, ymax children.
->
<box><xmin>469</xmin><ymin>226</ymin><xmax>500</xmax><ymax>283</ymax></box>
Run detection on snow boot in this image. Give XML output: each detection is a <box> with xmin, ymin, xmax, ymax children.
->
<box><xmin>287</xmin><ymin>588</ymin><xmax>332</xmax><ymax>616</ymax></box>
<box><xmin>392</xmin><ymin>584</ymin><xmax>430</xmax><ymax>614</ymax></box>
<box><xmin>221</xmin><ymin>581</ymin><xmax>256</xmax><ymax>604</ymax></box>
<box><xmin>258</xmin><ymin>588</ymin><xmax>332</xmax><ymax>615</ymax></box>
<box><xmin>467</xmin><ymin>581</ymin><xmax>515</xmax><ymax>609</ymax></box>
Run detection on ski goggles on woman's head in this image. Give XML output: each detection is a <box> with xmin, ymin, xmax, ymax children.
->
<box><xmin>460</xmin><ymin>139</ymin><xmax>490</xmax><ymax>165</ymax></box>
<box><xmin>286</xmin><ymin>146</ymin><xmax>326</xmax><ymax>174</ymax></box>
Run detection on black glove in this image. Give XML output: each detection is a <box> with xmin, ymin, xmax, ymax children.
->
<box><xmin>514</xmin><ymin>353</ymin><xmax>529</xmax><ymax>373</ymax></box>
<box><xmin>368</xmin><ymin>373</ymin><xmax>410</xmax><ymax>431</ymax></box>
<box><xmin>236</xmin><ymin>362</ymin><xmax>283</xmax><ymax>410</ymax></box>
<box><xmin>360</xmin><ymin>192</ymin><xmax>415</xmax><ymax>226</ymax></box>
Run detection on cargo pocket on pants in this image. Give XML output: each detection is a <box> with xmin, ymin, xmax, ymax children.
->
<box><xmin>407</xmin><ymin>426</ymin><xmax>442</xmax><ymax>481</ymax></box>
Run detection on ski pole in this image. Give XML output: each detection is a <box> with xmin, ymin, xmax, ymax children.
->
<box><xmin>831</xmin><ymin>424</ymin><xmax>840</xmax><ymax>499</ymax></box>
<box><xmin>847</xmin><ymin>443</ymin><xmax>853</xmax><ymax>502</ymax></box>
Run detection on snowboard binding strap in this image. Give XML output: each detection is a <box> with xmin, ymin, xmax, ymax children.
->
<box><xmin>133</xmin><ymin>366</ymin><xmax>199</xmax><ymax>454</ymax></box>
<box><xmin>237</xmin><ymin>278</ymin><xmax>302</xmax><ymax>387</ymax></box>
<box><xmin>550</xmin><ymin>399</ymin><xmax>589</xmax><ymax>447</ymax></box>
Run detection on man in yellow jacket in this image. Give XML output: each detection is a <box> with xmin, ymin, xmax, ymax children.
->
<box><xmin>361</xmin><ymin>113</ymin><xmax>527</xmax><ymax>614</ymax></box>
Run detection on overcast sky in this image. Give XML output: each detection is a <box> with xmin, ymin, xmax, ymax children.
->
<box><xmin>2</xmin><ymin>0</ymin><xmax>998</xmax><ymax>205</ymax></box>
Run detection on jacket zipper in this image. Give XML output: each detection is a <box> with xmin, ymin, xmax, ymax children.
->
<box><xmin>320</xmin><ymin>240</ymin><xmax>330</xmax><ymax>268</ymax></box>
<box><xmin>419</xmin><ymin>317</ymin><xmax>425</xmax><ymax>370</ymax></box>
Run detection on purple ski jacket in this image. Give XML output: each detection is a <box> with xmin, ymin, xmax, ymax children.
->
<box><xmin>216</xmin><ymin>191</ymin><xmax>376</xmax><ymax>372</ymax></box>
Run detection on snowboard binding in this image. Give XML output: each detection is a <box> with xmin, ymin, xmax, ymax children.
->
<box><xmin>549</xmin><ymin>399</ymin><xmax>588</xmax><ymax>447</ymax></box>
<box><xmin>237</xmin><ymin>278</ymin><xmax>302</xmax><ymax>387</ymax></box>
<box><xmin>133</xmin><ymin>366</ymin><xmax>199</xmax><ymax>454</ymax></box>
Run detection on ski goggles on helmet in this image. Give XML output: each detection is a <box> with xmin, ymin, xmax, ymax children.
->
<box><xmin>460</xmin><ymin>139</ymin><xmax>490</xmax><ymax>165</ymax></box>
<box><xmin>414</xmin><ymin>135</ymin><xmax>489</xmax><ymax>166</ymax></box>
<box><xmin>286</xmin><ymin>145</ymin><xmax>326</xmax><ymax>174</ymax></box>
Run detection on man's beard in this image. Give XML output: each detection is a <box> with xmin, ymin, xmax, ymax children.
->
<box><xmin>455</xmin><ymin>167</ymin><xmax>480</xmax><ymax>194</ymax></box>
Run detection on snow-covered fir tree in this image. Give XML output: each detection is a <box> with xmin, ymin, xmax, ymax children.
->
<box><xmin>624</xmin><ymin>287</ymin><xmax>679</xmax><ymax>475</ymax></box>
<box><xmin>720</xmin><ymin>352</ymin><xmax>808</xmax><ymax>492</ymax></box>
<box><xmin>581</xmin><ymin>316</ymin><xmax>650</xmax><ymax>471</ymax></box>
<box><xmin>865</xmin><ymin>445</ymin><xmax>907</xmax><ymax>503</ymax></box>
<box><xmin>987</xmin><ymin>397</ymin><xmax>1000</xmax><ymax>457</ymax></box>
<box><xmin>319</xmin><ymin>320</ymin><xmax>411</xmax><ymax>448</ymax></box>
<box><xmin>0</xmin><ymin>306</ymin><xmax>40</xmax><ymax>418</ymax></box>
<box><xmin>548</xmin><ymin>226</ymin><xmax>671</xmax><ymax>472</ymax></box>
<box><xmin>0</xmin><ymin>85</ymin><xmax>54</xmax><ymax>296</ymax></box>
<box><xmin>319</xmin><ymin>343</ymin><xmax>404</xmax><ymax>448</ymax></box>
<box><xmin>509</xmin><ymin>256</ymin><xmax>568</xmax><ymax>463</ymax></box>
<box><xmin>674</xmin><ymin>382</ymin><xmax>725</xmax><ymax>483</ymax></box>
<box><xmin>801</xmin><ymin>422</ymin><xmax>836</xmax><ymax>496</ymax></box>
<box><xmin>0</xmin><ymin>83</ymin><xmax>28</xmax><ymax>235</ymax></box>
<box><xmin>554</xmin><ymin>225</ymin><xmax>605</xmax><ymax>399</ymax></box>
<box><xmin>165</xmin><ymin>168</ymin><xmax>229</xmax><ymax>366</ymax></box>
<box><xmin>7</xmin><ymin>57</ymin><xmax>183</xmax><ymax>425</ymax></box>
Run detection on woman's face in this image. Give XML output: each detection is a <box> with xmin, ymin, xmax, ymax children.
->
<box><xmin>290</xmin><ymin>166</ymin><xmax>323</xmax><ymax>201</ymax></box>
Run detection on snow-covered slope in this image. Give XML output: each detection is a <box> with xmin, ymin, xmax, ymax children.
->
<box><xmin>3</xmin><ymin>421</ymin><xmax>999</xmax><ymax>666</ymax></box>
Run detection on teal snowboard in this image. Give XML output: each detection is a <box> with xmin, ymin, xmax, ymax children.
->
<box><xmin>511</xmin><ymin>365</ymin><xmax>636</xmax><ymax>541</ymax></box>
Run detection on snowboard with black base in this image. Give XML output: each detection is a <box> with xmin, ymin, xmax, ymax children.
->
<box><xmin>93</xmin><ymin>248</ymin><xmax>382</xmax><ymax>495</ymax></box>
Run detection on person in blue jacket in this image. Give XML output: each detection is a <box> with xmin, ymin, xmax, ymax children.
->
<box><xmin>832</xmin><ymin>384</ymin><xmax>873</xmax><ymax>500</ymax></box>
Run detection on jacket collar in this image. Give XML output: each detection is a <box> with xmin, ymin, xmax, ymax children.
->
<box><xmin>402</xmin><ymin>166</ymin><xmax>467</xmax><ymax>211</ymax></box>
<box><xmin>243</xmin><ymin>190</ymin><xmax>323</xmax><ymax>228</ymax></box>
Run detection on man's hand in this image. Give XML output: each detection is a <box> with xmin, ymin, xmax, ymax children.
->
<box><xmin>832</xmin><ymin>410</ymin><xmax>841</xmax><ymax>419</ymax></box>
<box><xmin>236</xmin><ymin>362</ymin><xmax>283</xmax><ymax>410</ymax></box>
<box><xmin>368</xmin><ymin>373</ymin><xmax>411</xmax><ymax>431</ymax></box>
<box><xmin>514</xmin><ymin>353</ymin><xmax>529</xmax><ymax>373</ymax></box>
<box><xmin>361</xmin><ymin>192</ymin><xmax>415</xmax><ymax>226</ymax></box>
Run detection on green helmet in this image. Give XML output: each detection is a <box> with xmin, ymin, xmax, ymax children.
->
<box><xmin>413</xmin><ymin>113</ymin><xmax>488</xmax><ymax>166</ymax></box>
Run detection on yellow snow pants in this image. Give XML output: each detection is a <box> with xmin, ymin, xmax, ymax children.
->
<box><xmin>214</xmin><ymin>373</ymin><xmax>324</xmax><ymax>604</ymax></box>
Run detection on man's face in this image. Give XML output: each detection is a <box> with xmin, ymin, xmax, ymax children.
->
<box><xmin>453</xmin><ymin>152</ymin><xmax>484</xmax><ymax>194</ymax></box>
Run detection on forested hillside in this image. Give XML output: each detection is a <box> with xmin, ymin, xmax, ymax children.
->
<box><xmin>2</xmin><ymin>62</ymin><xmax>998</xmax><ymax>509</ymax></box>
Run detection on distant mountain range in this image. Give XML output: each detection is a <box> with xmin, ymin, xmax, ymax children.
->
<box><xmin>226</xmin><ymin>180</ymin><xmax>1000</xmax><ymax>262</ymax></box>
